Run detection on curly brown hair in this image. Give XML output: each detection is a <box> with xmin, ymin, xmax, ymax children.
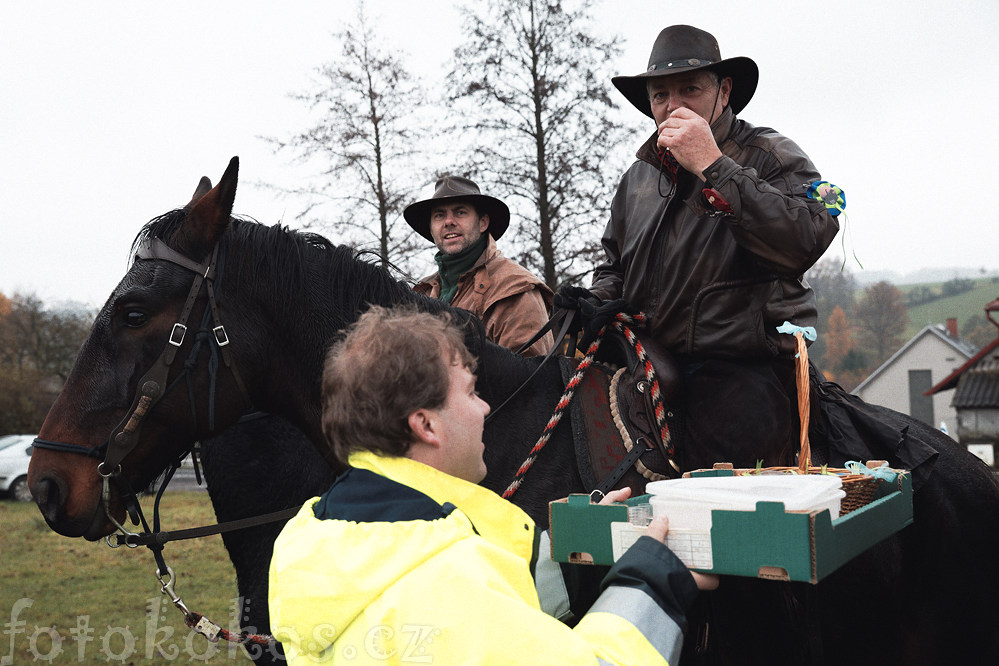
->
<box><xmin>321</xmin><ymin>305</ymin><xmax>477</xmax><ymax>467</ymax></box>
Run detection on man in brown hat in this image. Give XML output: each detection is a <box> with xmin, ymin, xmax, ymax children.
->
<box><xmin>405</xmin><ymin>175</ymin><xmax>554</xmax><ymax>355</ymax></box>
<box><xmin>575</xmin><ymin>25</ymin><xmax>840</xmax><ymax>467</ymax></box>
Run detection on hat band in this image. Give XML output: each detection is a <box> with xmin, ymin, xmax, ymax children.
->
<box><xmin>648</xmin><ymin>57</ymin><xmax>716</xmax><ymax>72</ymax></box>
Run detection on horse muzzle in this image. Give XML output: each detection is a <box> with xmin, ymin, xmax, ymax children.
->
<box><xmin>29</xmin><ymin>456</ymin><xmax>115</xmax><ymax>540</ymax></box>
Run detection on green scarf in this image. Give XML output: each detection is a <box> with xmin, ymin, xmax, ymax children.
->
<box><xmin>435</xmin><ymin>234</ymin><xmax>488</xmax><ymax>304</ymax></box>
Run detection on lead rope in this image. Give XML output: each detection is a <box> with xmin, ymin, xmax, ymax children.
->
<box><xmin>104</xmin><ymin>457</ymin><xmax>279</xmax><ymax>650</ymax></box>
<box><xmin>155</xmin><ymin>564</ymin><xmax>277</xmax><ymax>649</ymax></box>
<box><xmin>502</xmin><ymin>311</ymin><xmax>672</xmax><ymax>499</ymax></box>
<box><xmin>145</xmin><ymin>464</ymin><xmax>279</xmax><ymax>650</ymax></box>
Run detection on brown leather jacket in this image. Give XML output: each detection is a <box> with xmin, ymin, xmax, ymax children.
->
<box><xmin>591</xmin><ymin>107</ymin><xmax>839</xmax><ymax>359</ymax></box>
<box><xmin>415</xmin><ymin>236</ymin><xmax>555</xmax><ymax>356</ymax></box>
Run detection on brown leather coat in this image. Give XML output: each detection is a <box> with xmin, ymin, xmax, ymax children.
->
<box><xmin>415</xmin><ymin>236</ymin><xmax>555</xmax><ymax>356</ymax></box>
<box><xmin>591</xmin><ymin>107</ymin><xmax>839</xmax><ymax>359</ymax></box>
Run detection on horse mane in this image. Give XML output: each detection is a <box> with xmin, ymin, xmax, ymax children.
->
<box><xmin>132</xmin><ymin>210</ymin><xmax>450</xmax><ymax>326</ymax></box>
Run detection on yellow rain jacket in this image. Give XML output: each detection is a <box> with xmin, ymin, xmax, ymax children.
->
<box><xmin>269</xmin><ymin>451</ymin><xmax>693</xmax><ymax>665</ymax></box>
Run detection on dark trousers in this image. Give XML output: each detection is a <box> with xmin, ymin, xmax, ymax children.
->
<box><xmin>674</xmin><ymin>357</ymin><xmax>801</xmax><ymax>471</ymax></box>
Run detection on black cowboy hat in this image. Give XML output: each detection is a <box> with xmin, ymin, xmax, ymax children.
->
<box><xmin>404</xmin><ymin>176</ymin><xmax>510</xmax><ymax>242</ymax></box>
<box><xmin>612</xmin><ymin>25</ymin><xmax>759</xmax><ymax>118</ymax></box>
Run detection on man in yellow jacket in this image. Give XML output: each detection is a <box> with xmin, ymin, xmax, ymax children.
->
<box><xmin>268</xmin><ymin>306</ymin><xmax>710</xmax><ymax>664</ymax></box>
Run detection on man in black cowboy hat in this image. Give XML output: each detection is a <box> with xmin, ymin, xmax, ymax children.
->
<box><xmin>576</xmin><ymin>25</ymin><xmax>840</xmax><ymax>469</ymax></box>
<box><xmin>405</xmin><ymin>175</ymin><xmax>554</xmax><ymax>355</ymax></box>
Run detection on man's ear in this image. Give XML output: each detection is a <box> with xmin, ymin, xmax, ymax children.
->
<box><xmin>408</xmin><ymin>409</ymin><xmax>440</xmax><ymax>448</ymax></box>
<box><xmin>406</xmin><ymin>408</ymin><xmax>444</xmax><ymax>469</ymax></box>
<box><xmin>719</xmin><ymin>76</ymin><xmax>733</xmax><ymax>108</ymax></box>
<box><xmin>478</xmin><ymin>213</ymin><xmax>490</xmax><ymax>234</ymax></box>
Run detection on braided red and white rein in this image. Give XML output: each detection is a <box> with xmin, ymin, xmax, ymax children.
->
<box><xmin>501</xmin><ymin>311</ymin><xmax>672</xmax><ymax>499</ymax></box>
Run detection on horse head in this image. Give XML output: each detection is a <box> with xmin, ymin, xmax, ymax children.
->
<box><xmin>28</xmin><ymin>157</ymin><xmax>286</xmax><ymax>540</ymax></box>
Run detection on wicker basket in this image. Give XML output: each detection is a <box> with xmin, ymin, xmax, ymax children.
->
<box><xmin>694</xmin><ymin>331</ymin><xmax>883</xmax><ymax>515</ymax></box>
<box><xmin>727</xmin><ymin>466</ymin><xmax>880</xmax><ymax>515</ymax></box>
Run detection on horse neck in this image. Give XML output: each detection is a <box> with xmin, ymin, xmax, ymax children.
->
<box><xmin>232</xmin><ymin>230</ymin><xmax>571</xmax><ymax>503</ymax></box>
<box><xmin>475</xmin><ymin>342</ymin><xmax>580</xmax><ymax>510</ymax></box>
<box><xmin>231</xmin><ymin>239</ymin><xmax>421</xmax><ymax>438</ymax></box>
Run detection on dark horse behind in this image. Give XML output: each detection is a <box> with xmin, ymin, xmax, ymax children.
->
<box><xmin>28</xmin><ymin>158</ymin><xmax>999</xmax><ymax>665</ymax></box>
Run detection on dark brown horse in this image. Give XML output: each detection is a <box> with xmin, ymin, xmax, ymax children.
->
<box><xmin>28</xmin><ymin>158</ymin><xmax>999</xmax><ymax>665</ymax></box>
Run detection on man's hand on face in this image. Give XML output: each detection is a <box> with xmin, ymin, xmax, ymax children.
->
<box><xmin>656</xmin><ymin>107</ymin><xmax>723</xmax><ymax>181</ymax></box>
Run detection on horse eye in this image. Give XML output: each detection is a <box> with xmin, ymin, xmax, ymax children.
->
<box><xmin>124</xmin><ymin>311</ymin><xmax>149</xmax><ymax>328</ymax></box>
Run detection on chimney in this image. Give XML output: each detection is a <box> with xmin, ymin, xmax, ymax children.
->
<box><xmin>946</xmin><ymin>317</ymin><xmax>958</xmax><ymax>338</ymax></box>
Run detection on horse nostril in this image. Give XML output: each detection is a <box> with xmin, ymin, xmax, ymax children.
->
<box><xmin>34</xmin><ymin>477</ymin><xmax>64</xmax><ymax>522</ymax></box>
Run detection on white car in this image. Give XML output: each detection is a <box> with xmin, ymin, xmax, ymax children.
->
<box><xmin>0</xmin><ymin>434</ymin><xmax>35</xmax><ymax>502</ymax></box>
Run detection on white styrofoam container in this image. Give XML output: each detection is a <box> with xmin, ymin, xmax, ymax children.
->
<box><xmin>647</xmin><ymin>474</ymin><xmax>846</xmax><ymax>531</ymax></box>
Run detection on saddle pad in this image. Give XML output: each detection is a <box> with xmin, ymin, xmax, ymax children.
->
<box><xmin>560</xmin><ymin>357</ymin><xmax>657</xmax><ymax>496</ymax></box>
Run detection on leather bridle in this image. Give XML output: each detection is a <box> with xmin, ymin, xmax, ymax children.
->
<box><xmin>33</xmin><ymin>235</ymin><xmax>251</xmax><ymax>543</ymax></box>
<box><xmin>32</xmin><ymin>236</ymin><xmax>300</xmax><ymax>647</ymax></box>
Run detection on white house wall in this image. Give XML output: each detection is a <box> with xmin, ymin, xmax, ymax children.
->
<box><xmin>958</xmin><ymin>408</ymin><xmax>999</xmax><ymax>445</ymax></box>
<box><xmin>855</xmin><ymin>333</ymin><xmax>967</xmax><ymax>431</ymax></box>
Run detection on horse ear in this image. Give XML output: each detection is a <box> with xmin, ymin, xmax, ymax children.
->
<box><xmin>185</xmin><ymin>176</ymin><xmax>213</xmax><ymax>209</ymax></box>
<box><xmin>179</xmin><ymin>157</ymin><xmax>239</xmax><ymax>253</ymax></box>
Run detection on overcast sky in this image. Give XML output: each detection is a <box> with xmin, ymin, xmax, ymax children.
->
<box><xmin>3</xmin><ymin>0</ymin><xmax>997</xmax><ymax>309</ymax></box>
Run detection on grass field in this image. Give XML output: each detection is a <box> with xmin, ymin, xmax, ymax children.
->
<box><xmin>0</xmin><ymin>492</ymin><xmax>256</xmax><ymax>664</ymax></box>
<box><xmin>899</xmin><ymin>278</ymin><xmax>999</xmax><ymax>339</ymax></box>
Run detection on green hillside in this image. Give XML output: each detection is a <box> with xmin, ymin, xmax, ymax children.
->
<box><xmin>900</xmin><ymin>278</ymin><xmax>998</xmax><ymax>339</ymax></box>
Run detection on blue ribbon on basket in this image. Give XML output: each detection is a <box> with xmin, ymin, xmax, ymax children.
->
<box><xmin>776</xmin><ymin>321</ymin><xmax>817</xmax><ymax>357</ymax></box>
<box><xmin>845</xmin><ymin>460</ymin><xmax>897</xmax><ymax>483</ymax></box>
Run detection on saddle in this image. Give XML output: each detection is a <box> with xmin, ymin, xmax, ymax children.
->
<box><xmin>561</xmin><ymin>329</ymin><xmax>684</xmax><ymax>497</ymax></box>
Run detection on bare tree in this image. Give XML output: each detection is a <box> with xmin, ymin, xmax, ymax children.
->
<box><xmin>263</xmin><ymin>2</ymin><xmax>427</xmax><ymax>273</ymax></box>
<box><xmin>854</xmin><ymin>281</ymin><xmax>909</xmax><ymax>366</ymax></box>
<box><xmin>447</xmin><ymin>0</ymin><xmax>627</xmax><ymax>288</ymax></box>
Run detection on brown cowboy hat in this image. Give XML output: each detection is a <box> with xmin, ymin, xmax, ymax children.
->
<box><xmin>404</xmin><ymin>176</ymin><xmax>510</xmax><ymax>242</ymax></box>
<box><xmin>612</xmin><ymin>25</ymin><xmax>759</xmax><ymax>118</ymax></box>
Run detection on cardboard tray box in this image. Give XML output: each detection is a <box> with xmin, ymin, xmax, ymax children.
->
<box><xmin>549</xmin><ymin>469</ymin><xmax>913</xmax><ymax>583</ymax></box>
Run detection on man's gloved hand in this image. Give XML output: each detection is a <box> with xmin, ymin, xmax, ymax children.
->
<box><xmin>554</xmin><ymin>286</ymin><xmax>631</xmax><ymax>350</ymax></box>
<box><xmin>553</xmin><ymin>285</ymin><xmax>600</xmax><ymax>313</ymax></box>
<box><xmin>579</xmin><ymin>298</ymin><xmax>631</xmax><ymax>349</ymax></box>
